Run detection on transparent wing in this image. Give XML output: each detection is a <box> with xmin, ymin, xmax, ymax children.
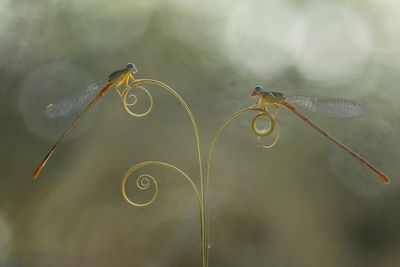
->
<box><xmin>45</xmin><ymin>79</ymin><xmax>108</xmax><ymax>118</ymax></box>
<box><xmin>286</xmin><ymin>95</ymin><xmax>365</xmax><ymax>118</ymax></box>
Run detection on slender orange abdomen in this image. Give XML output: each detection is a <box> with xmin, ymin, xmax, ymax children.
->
<box><xmin>32</xmin><ymin>83</ymin><xmax>112</xmax><ymax>179</ymax></box>
<box><xmin>283</xmin><ymin>101</ymin><xmax>390</xmax><ymax>184</ymax></box>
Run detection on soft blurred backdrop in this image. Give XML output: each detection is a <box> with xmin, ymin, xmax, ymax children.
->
<box><xmin>1</xmin><ymin>0</ymin><xmax>400</xmax><ymax>266</ymax></box>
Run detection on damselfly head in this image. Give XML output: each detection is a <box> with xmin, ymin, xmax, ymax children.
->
<box><xmin>251</xmin><ymin>85</ymin><xmax>263</xmax><ymax>96</ymax></box>
<box><xmin>126</xmin><ymin>63</ymin><xmax>137</xmax><ymax>73</ymax></box>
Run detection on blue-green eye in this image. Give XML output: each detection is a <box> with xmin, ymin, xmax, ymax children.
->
<box><xmin>255</xmin><ymin>85</ymin><xmax>263</xmax><ymax>92</ymax></box>
<box><xmin>126</xmin><ymin>63</ymin><xmax>135</xmax><ymax>70</ymax></box>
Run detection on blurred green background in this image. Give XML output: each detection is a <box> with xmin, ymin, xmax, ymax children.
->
<box><xmin>1</xmin><ymin>0</ymin><xmax>400</xmax><ymax>266</ymax></box>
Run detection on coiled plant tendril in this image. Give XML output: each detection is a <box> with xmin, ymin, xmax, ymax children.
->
<box><xmin>252</xmin><ymin>112</ymin><xmax>274</xmax><ymax>136</ymax></box>
<box><xmin>251</xmin><ymin>112</ymin><xmax>280</xmax><ymax>149</ymax></box>
<box><xmin>122</xmin><ymin>85</ymin><xmax>153</xmax><ymax>117</ymax></box>
<box><xmin>125</xmin><ymin>93</ymin><xmax>138</xmax><ymax>107</ymax></box>
<box><xmin>122</xmin><ymin>173</ymin><xmax>158</xmax><ymax>207</ymax></box>
<box><xmin>122</xmin><ymin>161</ymin><xmax>200</xmax><ymax>210</ymax></box>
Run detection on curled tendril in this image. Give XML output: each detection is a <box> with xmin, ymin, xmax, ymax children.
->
<box><xmin>122</xmin><ymin>85</ymin><xmax>153</xmax><ymax>117</ymax></box>
<box><xmin>121</xmin><ymin>161</ymin><xmax>201</xmax><ymax>210</ymax></box>
<box><xmin>137</xmin><ymin>174</ymin><xmax>154</xmax><ymax>190</ymax></box>
<box><xmin>257</xmin><ymin>120</ymin><xmax>280</xmax><ymax>149</ymax></box>
<box><xmin>250</xmin><ymin>111</ymin><xmax>280</xmax><ymax>148</ymax></box>
<box><xmin>251</xmin><ymin>112</ymin><xmax>275</xmax><ymax>136</ymax></box>
<box><xmin>125</xmin><ymin>94</ymin><xmax>138</xmax><ymax>106</ymax></box>
<box><xmin>122</xmin><ymin>173</ymin><xmax>158</xmax><ymax>207</ymax></box>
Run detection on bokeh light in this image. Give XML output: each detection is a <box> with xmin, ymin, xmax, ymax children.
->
<box><xmin>1</xmin><ymin>0</ymin><xmax>399</xmax><ymax>266</ymax></box>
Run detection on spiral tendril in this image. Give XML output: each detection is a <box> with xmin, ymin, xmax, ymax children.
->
<box><xmin>137</xmin><ymin>174</ymin><xmax>154</xmax><ymax>190</ymax></box>
<box><xmin>251</xmin><ymin>112</ymin><xmax>275</xmax><ymax>136</ymax></box>
<box><xmin>257</xmin><ymin>120</ymin><xmax>280</xmax><ymax>149</ymax></box>
<box><xmin>249</xmin><ymin>111</ymin><xmax>280</xmax><ymax>148</ymax></box>
<box><xmin>122</xmin><ymin>161</ymin><xmax>201</xmax><ymax>211</ymax></box>
<box><xmin>125</xmin><ymin>94</ymin><xmax>138</xmax><ymax>106</ymax></box>
<box><xmin>122</xmin><ymin>172</ymin><xmax>158</xmax><ymax>207</ymax></box>
<box><xmin>122</xmin><ymin>85</ymin><xmax>153</xmax><ymax>117</ymax></box>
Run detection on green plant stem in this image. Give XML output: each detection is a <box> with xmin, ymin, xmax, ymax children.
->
<box><xmin>205</xmin><ymin>108</ymin><xmax>271</xmax><ymax>256</ymax></box>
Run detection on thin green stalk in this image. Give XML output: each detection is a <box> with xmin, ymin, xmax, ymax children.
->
<box><xmin>205</xmin><ymin>108</ymin><xmax>273</xmax><ymax>253</ymax></box>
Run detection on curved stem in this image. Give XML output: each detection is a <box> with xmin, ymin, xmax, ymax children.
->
<box><xmin>121</xmin><ymin>79</ymin><xmax>207</xmax><ymax>266</ymax></box>
<box><xmin>205</xmin><ymin>107</ymin><xmax>274</xmax><ymax>257</ymax></box>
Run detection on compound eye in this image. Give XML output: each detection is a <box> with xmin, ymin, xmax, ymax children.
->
<box><xmin>126</xmin><ymin>63</ymin><xmax>135</xmax><ymax>70</ymax></box>
<box><xmin>255</xmin><ymin>85</ymin><xmax>263</xmax><ymax>92</ymax></box>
